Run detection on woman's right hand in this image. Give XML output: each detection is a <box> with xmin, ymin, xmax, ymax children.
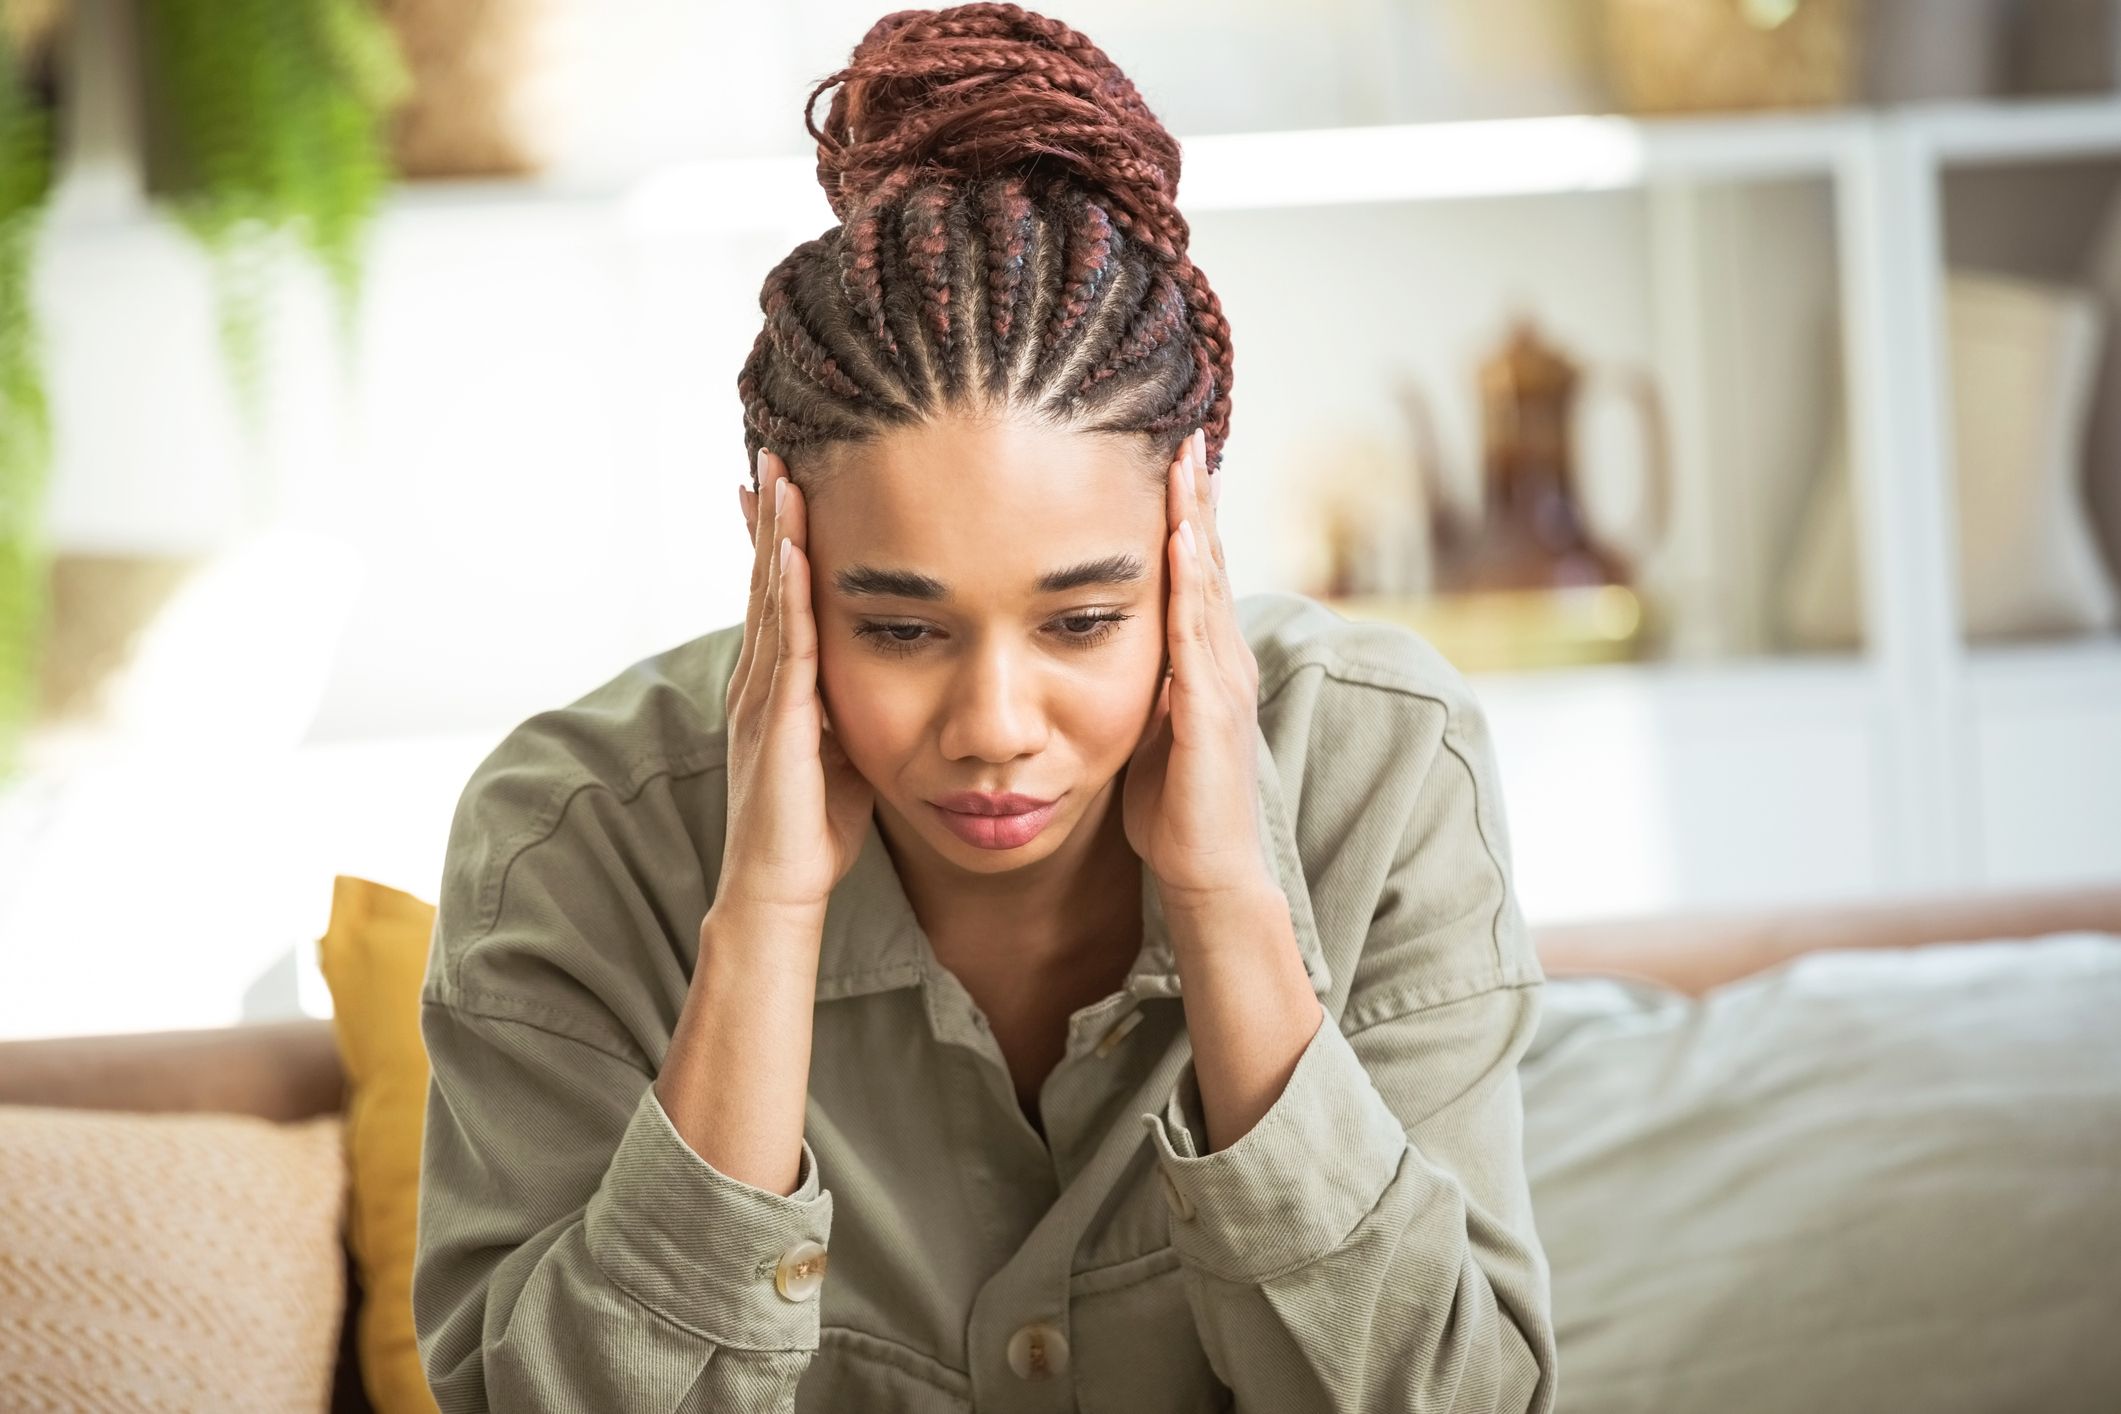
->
<box><xmin>717</xmin><ymin>447</ymin><xmax>876</xmax><ymax>922</ymax></box>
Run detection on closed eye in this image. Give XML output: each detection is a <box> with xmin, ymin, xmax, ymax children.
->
<box><xmin>851</xmin><ymin>611</ymin><xmax>1133</xmax><ymax>659</ymax></box>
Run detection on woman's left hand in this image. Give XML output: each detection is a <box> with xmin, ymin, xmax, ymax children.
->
<box><xmin>1123</xmin><ymin>428</ymin><xmax>1274</xmax><ymax>911</ymax></box>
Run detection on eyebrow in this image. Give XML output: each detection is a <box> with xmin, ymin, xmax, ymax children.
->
<box><xmin>832</xmin><ymin>552</ymin><xmax>1149</xmax><ymax>601</ymax></box>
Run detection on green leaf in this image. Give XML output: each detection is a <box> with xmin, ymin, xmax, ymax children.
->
<box><xmin>141</xmin><ymin>0</ymin><xmax>410</xmax><ymax>435</ymax></box>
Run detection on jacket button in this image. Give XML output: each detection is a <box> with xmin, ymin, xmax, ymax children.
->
<box><xmin>773</xmin><ymin>1240</ymin><xmax>828</xmax><ymax>1301</ymax></box>
<box><xmin>1006</xmin><ymin>1321</ymin><xmax>1070</xmax><ymax>1380</ymax></box>
<box><xmin>1158</xmin><ymin>1165</ymin><xmax>1196</xmax><ymax>1222</ymax></box>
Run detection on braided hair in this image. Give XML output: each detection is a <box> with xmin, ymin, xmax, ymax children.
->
<box><xmin>736</xmin><ymin>3</ymin><xmax>1233</xmax><ymax>492</ymax></box>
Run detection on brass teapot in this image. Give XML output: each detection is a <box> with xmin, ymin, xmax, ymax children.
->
<box><xmin>1342</xmin><ymin>315</ymin><xmax>1674</xmax><ymax>671</ymax></box>
<box><xmin>1431</xmin><ymin>314</ymin><xmax>1671</xmax><ymax>598</ymax></box>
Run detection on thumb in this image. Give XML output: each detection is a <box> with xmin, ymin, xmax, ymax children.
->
<box><xmin>1133</xmin><ymin>674</ymin><xmax>1173</xmax><ymax>757</ymax></box>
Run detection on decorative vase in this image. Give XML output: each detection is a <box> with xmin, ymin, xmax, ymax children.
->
<box><xmin>1600</xmin><ymin>0</ymin><xmax>1859</xmax><ymax>114</ymax></box>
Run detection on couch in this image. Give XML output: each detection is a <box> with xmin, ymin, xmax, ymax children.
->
<box><xmin>3</xmin><ymin>879</ymin><xmax>2118</xmax><ymax>1412</ymax></box>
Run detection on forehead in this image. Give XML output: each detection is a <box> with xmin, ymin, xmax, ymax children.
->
<box><xmin>809</xmin><ymin>415</ymin><xmax>1163</xmax><ymax>587</ymax></box>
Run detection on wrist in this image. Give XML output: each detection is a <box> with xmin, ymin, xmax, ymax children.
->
<box><xmin>698</xmin><ymin>899</ymin><xmax>826</xmax><ymax>986</ymax></box>
<box><xmin>1156</xmin><ymin>870</ymin><xmax>1285</xmax><ymax>926</ymax></box>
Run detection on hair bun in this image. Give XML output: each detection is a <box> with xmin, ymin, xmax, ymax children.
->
<box><xmin>805</xmin><ymin>3</ymin><xmax>1189</xmax><ymax>262</ymax></box>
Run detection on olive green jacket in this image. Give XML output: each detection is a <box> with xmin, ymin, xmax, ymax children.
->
<box><xmin>412</xmin><ymin>589</ymin><xmax>1557</xmax><ymax>1412</ymax></box>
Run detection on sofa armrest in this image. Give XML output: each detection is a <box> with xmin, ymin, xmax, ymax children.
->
<box><xmin>1532</xmin><ymin>880</ymin><xmax>2121</xmax><ymax>996</ymax></box>
<box><xmin>0</xmin><ymin>1017</ymin><xmax>345</xmax><ymax>1123</ymax></box>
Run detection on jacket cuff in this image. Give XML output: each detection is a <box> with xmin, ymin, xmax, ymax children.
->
<box><xmin>583</xmin><ymin>1081</ymin><xmax>834</xmax><ymax>1350</ymax></box>
<box><xmin>1139</xmin><ymin>1010</ymin><xmax>1407</xmax><ymax>1283</ymax></box>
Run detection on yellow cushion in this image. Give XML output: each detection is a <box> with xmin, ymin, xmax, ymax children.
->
<box><xmin>317</xmin><ymin>874</ymin><xmax>443</xmax><ymax>1414</ymax></box>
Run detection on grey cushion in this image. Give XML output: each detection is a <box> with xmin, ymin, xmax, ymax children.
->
<box><xmin>1522</xmin><ymin>933</ymin><xmax>2121</xmax><ymax>1414</ymax></box>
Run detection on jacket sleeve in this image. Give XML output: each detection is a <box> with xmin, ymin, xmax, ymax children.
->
<box><xmin>413</xmin><ymin>995</ymin><xmax>835</xmax><ymax>1412</ymax></box>
<box><xmin>1137</xmin><ymin>685</ymin><xmax>1559</xmax><ymax>1413</ymax></box>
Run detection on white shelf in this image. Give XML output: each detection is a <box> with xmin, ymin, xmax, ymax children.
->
<box><xmin>1963</xmin><ymin>634</ymin><xmax>2121</xmax><ymax>697</ymax></box>
<box><xmin>420</xmin><ymin>96</ymin><xmax>2121</xmax><ymax>231</ymax></box>
<box><xmin>1907</xmin><ymin>94</ymin><xmax>2121</xmax><ymax>164</ymax></box>
<box><xmin>46</xmin><ymin>97</ymin><xmax>2121</xmax><ymax>246</ymax></box>
<box><xmin>1960</xmin><ymin>635</ymin><xmax>2121</xmax><ymax>891</ymax></box>
<box><xmin>1468</xmin><ymin>648</ymin><xmax>1869</xmax><ymax>696</ymax></box>
<box><xmin>1175</xmin><ymin>109</ymin><xmax>1855</xmax><ymax>209</ymax></box>
<box><xmin>378</xmin><ymin>104</ymin><xmax>1879</xmax><ymax>238</ymax></box>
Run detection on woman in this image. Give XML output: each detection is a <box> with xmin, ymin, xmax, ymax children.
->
<box><xmin>412</xmin><ymin>6</ymin><xmax>1558</xmax><ymax>1411</ymax></box>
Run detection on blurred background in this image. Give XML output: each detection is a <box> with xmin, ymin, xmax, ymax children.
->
<box><xmin>2</xmin><ymin>0</ymin><xmax>2119</xmax><ymax>1040</ymax></box>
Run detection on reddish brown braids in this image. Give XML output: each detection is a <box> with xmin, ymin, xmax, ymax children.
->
<box><xmin>736</xmin><ymin>3</ymin><xmax>1233</xmax><ymax>488</ymax></box>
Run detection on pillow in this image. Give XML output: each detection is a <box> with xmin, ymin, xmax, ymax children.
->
<box><xmin>1519</xmin><ymin>972</ymin><xmax>1681</xmax><ymax>1068</ymax></box>
<box><xmin>0</xmin><ymin>1105</ymin><xmax>347</xmax><ymax>1408</ymax></box>
<box><xmin>1522</xmin><ymin>934</ymin><xmax>2121</xmax><ymax>1414</ymax></box>
<box><xmin>1780</xmin><ymin>269</ymin><xmax>2117</xmax><ymax>646</ymax></box>
<box><xmin>317</xmin><ymin>874</ymin><xmax>443</xmax><ymax>1414</ymax></box>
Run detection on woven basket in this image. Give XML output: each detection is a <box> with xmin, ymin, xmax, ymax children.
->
<box><xmin>376</xmin><ymin>0</ymin><xmax>567</xmax><ymax>177</ymax></box>
<box><xmin>1</xmin><ymin>0</ymin><xmax>65</xmax><ymax>55</ymax></box>
<box><xmin>1601</xmin><ymin>0</ymin><xmax>1860</xmax><ymax>114</ymax></box>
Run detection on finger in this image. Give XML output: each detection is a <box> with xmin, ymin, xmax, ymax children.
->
<box><xmin>731</xmin><ymin>451</ymin><xmax>772</xmax><ymax>706</ymax></box>
<box><xmin>743</xmin><ymin>471</ymin><xmax>789</xmax><ymax>721</ymax></box>
<box><xmin>734</xmin><ymin>449</ymin><xmax>787</xmax><ymax>712</ymax></box>
<box><xmin>772</xmin><ymin>476</ymin><xmax>832</xmax><ymax>737</ymax></box>
<box><xmin>1179</xmin><ymin>432</ymin><xmax>1252</xmax><ymax>696</ymax></box>
<box><xmin>1173</xmin><ymin>431</ymin><xmax>1221</xmax><ymax>594</ymax></box>
<box><xmin>1166</xmin><ymin>514</ymin><xmax>1222</xmax><ymax>731</ymax></box>
<box><xmin>1167</xmin><ymin>431</ymin><xmax>1205</xmax><ymax>548</ymax></box>
<box><xmin>772</xmin><ymin>522</ymin><xmax>821</xmax><ymax>729</ymax></box>
<box><xmin>750</xmin><ymin>450</ymin><xmax>782</xmax><ymax>600</ymax></box>
<box><xmin>1190</xmin><ymin>429</ymin><xmax>1229</xmax><ymax>584</ymax></box>
<box><xmin>1131</xmin><ymin>670</ymin><xmax>1174</xmax><ymax>768</ymax></box>
<box><xmin>1168</xmin><ymin>435</ymin><xmax>1225</xmax><ymax>640</ymax></box>
<box><xmin>775</xmin><ymin>471</ymin><xmax>813</xmax><ymax>660</ymax></box>
<box><xmin>731</xmin><ymin>480</ymin><xmax>760</xmax><ymax>715</ymax></box>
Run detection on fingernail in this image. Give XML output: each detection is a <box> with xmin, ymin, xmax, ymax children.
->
<box><xmin>780</xmin><ymin>536</ymin><xmax>792</xmax><ymax>571</ymax></box>
<box><xmin>1179</xmin><ymin>519</ymin><xmax>1196</xmax><ymax>555</ymax></box>
<box><xmin>775</xmin><ymin>476</ymin><xmax>788</xmax><ymax>514</ymax></box>
<box><xmin>756</xmin><ymin>446</ymin><xmax>769</xmax><ymax>488</ymax></box>
<box><xmin>1178</xmin><ymin>455</ymin><xmax>1195</xmax><ymax>502</ymax></box>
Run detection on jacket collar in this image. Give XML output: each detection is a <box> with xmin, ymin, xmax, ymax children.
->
<box><xmin>812</xmin><ymin>716</ymin><xmax>1333</xmax><ymax>1005</ymax></box>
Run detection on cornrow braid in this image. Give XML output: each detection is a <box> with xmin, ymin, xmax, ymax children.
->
<box><xmin>739</xmin><ymin>2</ymin><xmax>1232</xmax><ymax>487</ymax></box>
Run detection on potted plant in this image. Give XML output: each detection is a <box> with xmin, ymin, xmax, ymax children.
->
<box><xmin>0</xmin><ymin>3</ymin><xmax>58</xmax><ymax>782</ymax></box>
<box><xmin>138</xmin><ymin>0</ymin><xmax>410</xmax><ymax>434</ymax></box>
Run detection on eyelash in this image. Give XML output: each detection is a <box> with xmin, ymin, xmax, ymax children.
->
<box><xmin>851</xmin><ymin>611</ymin><xmax>1134</xmax><ymax>658</ymax></box>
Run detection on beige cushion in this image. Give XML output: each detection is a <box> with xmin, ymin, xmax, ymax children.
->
<box><xmin>1781</xmin><ymin>269</ymin><xmax>2118</xmax><ymax>646</ymax></box>
<box><xmin>0</xmin><ymin>1105</ymin><xmax>348</xmax><ymax>1410</ymax></box>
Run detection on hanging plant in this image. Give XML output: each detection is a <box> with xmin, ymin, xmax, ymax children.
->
<box><xmin>0</xmin><ymin>10</ymin><xmax>57</xmax><ymax>783</ymax></box>
<box><xmin>139</xmin><ymin>0</ymin><xmax>410</xmax><ymax>435</ymax></box>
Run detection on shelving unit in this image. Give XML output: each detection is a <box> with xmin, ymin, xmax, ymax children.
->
<box><xmin>1158</xmin><ymin>100</ymin><xmax>2121</xmax><ymax>913</ymax></box>
<box><xmin>26</xmin><ymin>90</ymin><xmax>2121</xmax><ymax>921</ymax></box>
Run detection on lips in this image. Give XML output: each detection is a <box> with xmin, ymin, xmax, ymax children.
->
<box><xmin>930</xmin><ymin>790</ymin><xmax>1057</xmax><ymax>817</ymax></box>
<box><xmin>928</xmin><ymin>790</ymin><xmax>1063</xmax><ymax>850</ymax></box>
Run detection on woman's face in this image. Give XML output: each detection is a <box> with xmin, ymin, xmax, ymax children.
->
<box><xmin>802</xmin><ymin>413</ymin><xmax>1171</xmax><ymax>878</ymax></box>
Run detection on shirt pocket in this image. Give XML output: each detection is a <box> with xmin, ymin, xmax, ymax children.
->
<box><xmin>798</xmin><ymin>1327</ymin><xmax>973</xmax><ymax>1414</ymax></box>
<box><xmin>1068</xmin><ymin>1244</ymin><xmax>1230</xmax><ymax>1414</ymax></box>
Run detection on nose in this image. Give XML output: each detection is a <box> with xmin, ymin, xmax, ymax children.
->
<box><xmin>937</xmin><ymin>635</ymin><xmax>1047</xmax><ymax>764</ymax></box>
